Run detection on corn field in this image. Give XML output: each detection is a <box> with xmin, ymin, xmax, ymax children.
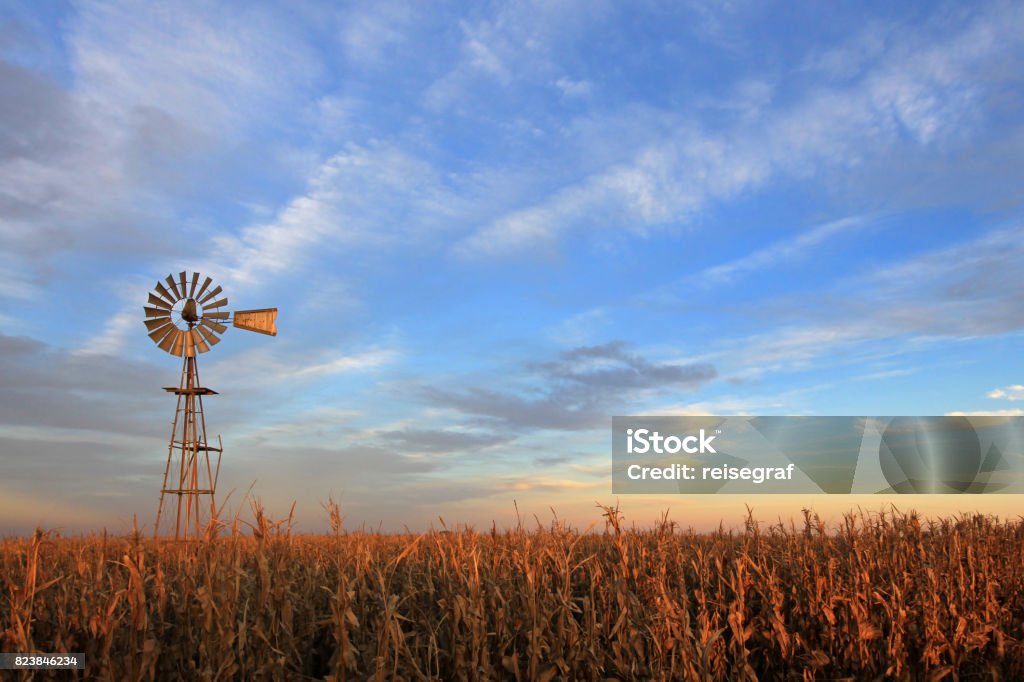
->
<box><xmin>2</xmin><ymin>504</ymin><xmax>1024</xmax><ymax>681</ymax></box>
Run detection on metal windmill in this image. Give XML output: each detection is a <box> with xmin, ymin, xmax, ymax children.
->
<box><xmin>144</xmin><ymin>271</ymin><xmax>277</xmax><ymax>540</ymax></box>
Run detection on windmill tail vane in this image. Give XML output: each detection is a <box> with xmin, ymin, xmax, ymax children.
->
<box><xmin>143</xmin><ymin>270</ymin><xmax>277</xmax><ymax>540</ymax></box>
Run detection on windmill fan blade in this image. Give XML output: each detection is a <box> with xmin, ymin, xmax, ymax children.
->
<box><xmin>169</xmin><ymin>330</ymin><xmax>186</xmax><ymax>357</ymax></box>
<box><xmin>184</xmin><ymin>328</ymin><xmax>196</xmax><ymax>357</ymax></box>
<box><xmin>148</xmin><ymin>293</ymin><xmax>173</xmax><ymax>310</ymax></box>
<box><xmin>191</xmin><ymin>329</ymin><xmax>210</xmax><ymax>354</ymax></box>
<box><xmin>166</xmin><ymin>275</ymin><xmax>181</xmax><ymax>299</ymax></box>
<box><xmin>144</xmin><ymin>306</ymin><xmax>171</xmax><ymax>319</ymax></box>
<box><xmin>154</xmin><ymin>282</ymin><xmax>176</xmax><ymax>304</ymax></box>
<box><xmin>199</xmin><ymin>285</ymin><xmax>222</xmax><ymax>305</ymax></box>
<box><xmin>149</xmin><ymin>323</ymin><xmax>176</xmax><ymax>345</ymax></box>
<box><xmin>233</xmin><ymin>308</ymin><xmax>278</xmax><ymax>336</ymax></box>
<box><xmin>204</xmin><ymin>311</ymin><xmax>229</xmax><ymax>320</ymax></box>
<box><xmin>189</xmin><ymin>272</ymin><xmax>200</xmax><ymax>298</ymax></box>
<box><xmin>145</xmin><ymin>317</ymin><xmax>173</xmax><ymax>331</ymax></box>
<box><xmin>195</xmin><ymin>276</ymin><xmax>212</xmax><ymax>301</ymax></box>
<box><xmin>158</xmin><ymin>329</ymin><xmax>178</xmax><ymax>353</ymax></box>
<box><xmin>204</xmin><ymin>297</ymin><xmax>228</xmax><ymax>310</ymax></box>
<box><xmin>200</xmin><ymin>319</ymin><xmax>227</xmax><ymax>334</ymax></box>
<box><xmin>196</xmin><ymin>324</ymin><xmax>222</xmax><ymax>347</ymax></box>
<box><xmin>179</xmin><ymin>272</ymin><xmax>188</xmax><ymax>299</ymax></box>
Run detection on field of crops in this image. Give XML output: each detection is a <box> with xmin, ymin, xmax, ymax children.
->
<box><xmin>2</xmin><ymin>504</ymin><xmax>1023</xmax><ymax>680</ymax></box>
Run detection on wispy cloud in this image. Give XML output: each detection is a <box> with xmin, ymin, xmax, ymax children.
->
<box><xmin>0</xmin><ymin>0</ymin><xmax>326</xmax><ymax>298</ymax></box>
<box><xmin>424</xmin><ymin>341</ymin><xmax>716</xmax><ymax>431</ymax></box>
<box><xmin>209</xmin><ymin>143</ymin><xmax>457</xmax><ymax>287</ymax></box>
<box><xmin>423</xmin><ymin>0</ymin><xmax>610</xmax><ymax>111</ymax></box>
<box><xmin>547</xmin><ymin>307</ymin><xmax>610</xmax><ymax>346</ymax></box>
<box><xmin>850</xmin><ymin>368</ymin><xmax>918</xmax><ymax>383</ymax></box>
<box><xmin>73</xmin><ymin>310</ymin><xmax>137</xmax><ymax>357</ymax></box>
<box><xmin>454</xmin><ymin>2</ymin><xmax>1024</xmax><ymax>258</ymax></box>
<box><xmin>338</xmin><ymin>1</ymin><xmax>418</xmax><ymax>66</ymax></box>
<box><xmin>705</xmin><ymin>222</ymin><xmax>1024</xmax><ymax>377</ymax></box>
<box><xmin>554</xmin><ymin>77</ymin><xmax>592</xmax><ymax>99</ymax></box>
<box><xmin>70</xmin><ymin>0</ymin><xmax>320</xmax><ymax>133</ymax></box>
<box><xmin>697</xmin><ymin>216</ymin><xmax>871</xmax><ymax>286</ymax></box>
<box><xmin>204</xmin><ymin>345</ymin><xmax>399</xmax><ymax>390</ymax></box>
<box><xmin>709</xmin><ymin>323</ymin><xmax>880</xmax><ymax>378</ymax></box>
<box><xmin>292</xmin><ymin>348</ymin><xmax>397</xmax><ymax>377</ymax></box>
<box><xmin>374</xmin><ymin>428</ymin><xmax>513</xmax><ymax>454</ymax></box>
<box><xmin>454</xmin><ymin>137</ymin><xmax>736</xmax><ymax>257</ymax></box>
<box><xmin>848</xmin><ymin>224</ymin><xmax>1024</xmax><ymax>337</ymax></box>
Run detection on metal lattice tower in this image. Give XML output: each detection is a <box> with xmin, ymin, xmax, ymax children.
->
<box><xmin>143</xmin><ymin>271</ymin><xmax>277</xmax><ymax>540</ymax></box>
<box><xmin>156</xmin><ymin>353</ymin><xmax>221</xmax><ymax>540</ymax></box>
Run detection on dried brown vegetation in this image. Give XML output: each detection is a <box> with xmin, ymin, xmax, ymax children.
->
<box><xmin>2</xmin><ymin>505</ymin><xmax>1024</xmax><ymax>680</ymax></box>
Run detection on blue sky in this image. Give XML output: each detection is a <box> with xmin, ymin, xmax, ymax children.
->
<box><xmin>1</xmin><ymin>0</ymin><xmax>1023</xmax><ymax>533</ymax></box>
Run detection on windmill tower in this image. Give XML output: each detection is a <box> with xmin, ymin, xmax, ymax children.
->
<box><xmin>143</xmin><ymin>271</ymin><xmax>277</xmax><ymax>540</ymax></box>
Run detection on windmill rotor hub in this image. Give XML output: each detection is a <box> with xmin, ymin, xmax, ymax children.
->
<box><xmin>181</xmin><ymin>298</ymin><xmax>200</xmax><ymax>323</ymax></box>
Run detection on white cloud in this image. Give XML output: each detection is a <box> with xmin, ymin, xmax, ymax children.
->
<box><xmin>554</xmin><ymin>76</ymin><xmax>592</xmax><ymax>98</ymax></box>
<box><xmin>947</xmin><ymin>409</ymin><xmax>1024</xmax><ymax>417</ymax></box>
<box><xmin>987</xmin><ymin>385</ymin><xmax>1024</xmax><ymax>401</ymax></box>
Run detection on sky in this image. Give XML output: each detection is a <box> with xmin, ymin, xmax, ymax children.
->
<box><xmin>1</xmin><ymin>0</ymin><xmax>1023</xmax><ymax>535</ymax></box>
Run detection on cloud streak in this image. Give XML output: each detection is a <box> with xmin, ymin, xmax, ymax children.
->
<box><xmin>696</xmin><ymin>216</ymin><xmax>871</xmax><ymax>286</ymax></box>
<box><xmin>425</xmin><ymin>341</ymin><xmax>716</xmax><ymax>431</ymax></box>
<box><xmin>696</xmin><ymin>222</ymin><xmax>1024</xmax><ymax>378</ymax></box>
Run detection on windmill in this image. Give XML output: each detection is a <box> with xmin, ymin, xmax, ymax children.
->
<box><xmin>144</xmin><ymin>271</ymin><xmax>277</xmax><ymax>540</ymax></box>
